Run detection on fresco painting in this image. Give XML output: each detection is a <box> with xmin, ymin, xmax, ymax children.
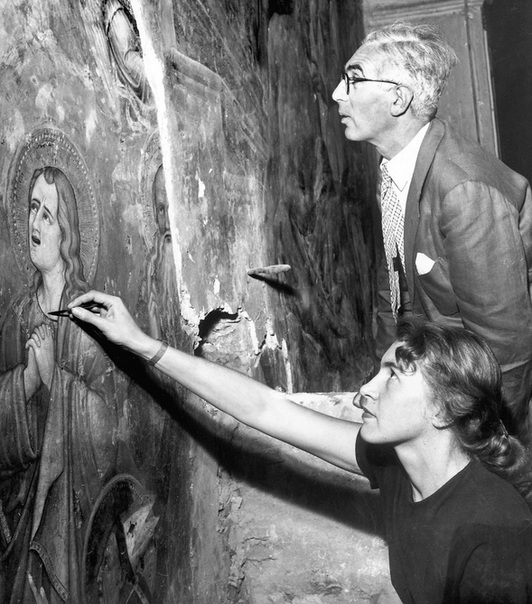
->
<box><xmin>0</xmin><ymin>124</ymin><xmax>167</xmax><ymax>603</ymax></box>
<box><xmin>0</xmin><ymin>4</ymin><xmax>186</xmax><ymax>600</ymax></box>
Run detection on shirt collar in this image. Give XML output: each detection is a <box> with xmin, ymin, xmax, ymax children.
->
<box><xmin>380</xmin><ymin>122</ymin><xmax>431</xmax><ymax>192</ymax></box>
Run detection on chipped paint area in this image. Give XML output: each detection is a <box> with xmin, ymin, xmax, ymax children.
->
<box><xmin>195</xmin><ymin>170</ymin><xmax>206</xmax><ymax>199</ymax></box>
<box><xmin>84</xmin><ymin>108</ymin><xmax>98</xmax><ymax>143</ymax></box>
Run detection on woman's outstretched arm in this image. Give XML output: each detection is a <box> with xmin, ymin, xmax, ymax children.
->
<box><xmin>69</xmin><ymin>290</ymin><xmax>362</xmax><ymax>473</ymax></box>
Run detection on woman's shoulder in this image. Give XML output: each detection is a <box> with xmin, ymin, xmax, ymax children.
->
<box><xmin>459</xmin><ymin>460</ymin><xmax>532</xmax><ymax>523</ymax></box>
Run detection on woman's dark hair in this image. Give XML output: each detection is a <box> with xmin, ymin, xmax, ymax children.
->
<box><xmin>394</xmin><ymin>317</ymin><xmax>530</xmax><ymax>494</ymax></box>
<box><xmin>28</xmin><ymin>166</ymin><xmax>89</xmax><ymax>299</ymax></box>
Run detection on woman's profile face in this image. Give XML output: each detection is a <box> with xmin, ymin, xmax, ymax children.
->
<box><xmin>28</xmin><ymin>173</ymin><xmax>63</xmax><ymax>273</ymax></box>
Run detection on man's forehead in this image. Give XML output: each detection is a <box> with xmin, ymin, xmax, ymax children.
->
<box><xmin>344</xmin><ymin>46</ymin><xmax>382</xmax><ymax>73</ymax></box>
<box><xmin>345</xmin><ymin>61</ymin><xmax>363</xmax><ymax>74</ymax></box>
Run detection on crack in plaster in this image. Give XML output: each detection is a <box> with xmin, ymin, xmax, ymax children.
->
<box><xmin>129</xmin><ymin>0</ymin><xmax>193</xmax><ymax>342</ymax></box>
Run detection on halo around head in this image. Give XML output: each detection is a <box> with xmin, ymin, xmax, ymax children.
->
<box><xmin>6</xmin><ymin>127</ymin><xmax>100</xmax><ymax>284</ymax></box>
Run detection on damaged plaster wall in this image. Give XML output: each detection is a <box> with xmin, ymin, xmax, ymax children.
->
<box><xmin>0</xmin><ymin>0</ymin><xmax>392</xmax><ymax>602</ymax></box>
<box><xmin>139</xmin><ymin>0</ymin><xmax>390</xmax><ymax>602</ymax></box>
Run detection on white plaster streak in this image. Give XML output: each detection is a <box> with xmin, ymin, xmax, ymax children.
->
<box><xmin>264</xmin><ymin>319</ymin><xmax>280</xmax><ymax>350</ymax></box>
<box><xmin>85</xmin><ymin>108</ymin><xmax>98</xmax><ymax>142</ymax></box>
<box><xmin>129</xmin><ymin>1</ymin><xmax>198</xmax><ymax>330</ymax></box>
<box><xmin>7</xmin><ymin>110</ymin><xmax>25</xmax><ymax>154</ymax></box>
<box><xmin>242</xmin><ymin>310</ymin><xmax>260</xmax><ymax>356</ymax></box>
<box><xmin>35</xmin><ymin>82</ymin><xmax>54</xmax><ymax>116</ymax></box>
<box><xmin>195</xmin><ymin>171</ymin><xmax>206</xmax><ymax>199</ymax></box>
<box><xmin>251</xmin><ymin>318</ymin><xmax>293</xmax><ymax>391</ymax></box>
<box><xmin>180</xmin><ymin>288</ymin><xmax>201</xmax><ymax>339</ymax></box>
<box><xmin>281</xmin><ymin>338</ymin><xmax>293</xmax><ymax>394</ymax></box>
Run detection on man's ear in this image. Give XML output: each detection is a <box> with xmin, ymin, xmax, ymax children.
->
<box><xmin>390</xmin><ymin>85</ymin><xmax>414</xmax><ymax>117</ymax></box>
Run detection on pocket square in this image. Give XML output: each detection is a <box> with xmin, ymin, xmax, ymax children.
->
<box><xmin>415</xmin><ymin>253</ymin><xmax>436</xmax><ymax>275</ymax></box>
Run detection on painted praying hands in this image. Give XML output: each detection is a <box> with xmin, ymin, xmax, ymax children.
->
<box><xmin>25</xmin><ymin>324</ymin><xmax>55</xmax><ymax>395</ymax></box>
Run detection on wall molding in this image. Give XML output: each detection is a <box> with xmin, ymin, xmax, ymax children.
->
<box><xmin>363</xmin><ymin>0</ymin><xmax>485</xmax><ymax>28</ymax></box>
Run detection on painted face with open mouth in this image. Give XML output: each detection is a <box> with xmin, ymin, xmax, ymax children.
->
<box><xmin>28</xmin><ymin>173</ymin><xmax>63</xmax><ymax>273</ymax></box>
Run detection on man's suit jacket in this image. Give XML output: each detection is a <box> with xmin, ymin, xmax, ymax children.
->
<box><xmin>377</xmin><ymin>118</ymin><xmax>532</xmax><ymax>439</ymax></box>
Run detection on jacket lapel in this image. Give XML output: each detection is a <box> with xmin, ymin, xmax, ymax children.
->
<box><xmin>404</xmin><ymin>118</ymin><xmax>445</xmax><ymax>297</ymax></box>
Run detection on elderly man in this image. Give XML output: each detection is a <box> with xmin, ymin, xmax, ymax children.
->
<box><xmin>332</xmin><ymin>22</ymin><xmax>532</xmax><ymax>441</ymax></box>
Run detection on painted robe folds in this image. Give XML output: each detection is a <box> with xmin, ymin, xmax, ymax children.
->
<box><xmin>0</xmin><ymin>289</ymin><xmax>126</xmax><ymax>603</ymax></box>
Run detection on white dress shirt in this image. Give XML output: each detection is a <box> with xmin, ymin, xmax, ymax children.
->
<box><xmin>380</xmin><ymin>122</ymin><xmax>431</xmax><ymax>214</ymax></box>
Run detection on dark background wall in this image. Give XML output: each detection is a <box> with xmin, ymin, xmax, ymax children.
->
<box><xmin>484</xmin><ymin>0</ymin><xmax>532</xmax><ymax>185</ymax></box>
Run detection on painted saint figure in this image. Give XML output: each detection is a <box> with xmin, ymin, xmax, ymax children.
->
<box><xmin>0</xmin><ymin>167</ymin><xmax>124</xmax><ymax>603</ymax></box>
<box><xmin>129</xmin><ymin>162</ymin><xmax>183</xmax><ymax>504</ymax></box>
<box><xmin>139</xmin><ymin>164</ymin><xmax>181</xmax><ymax>345</ymax></box>
<box><xmin>104</xmin><ymin>0</ymin><xmax>151</xmax><ymax>104</ymax></box>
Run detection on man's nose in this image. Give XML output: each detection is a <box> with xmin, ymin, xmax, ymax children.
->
<box><xmin>332</xmin><ymin>80</ymin><xmax>347</xmax><ymax>103</ymax></box>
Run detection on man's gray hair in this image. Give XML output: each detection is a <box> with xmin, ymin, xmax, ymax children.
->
<box><xmin>362</xmin><ymin>22</ymin><xmax>458</xmax><ymax>120</ymax></box>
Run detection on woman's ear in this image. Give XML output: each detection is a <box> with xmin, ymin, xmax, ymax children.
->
<box><xmin>431</xmin><ymin>408</ymin><xmax>451</xmax><ymax>430</ymax></box>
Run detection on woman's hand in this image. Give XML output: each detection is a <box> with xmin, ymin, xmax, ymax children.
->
<box><xmin>69</xmin><ymin>290</ymin><xmax>152</xmax><ymax>356</ymax></box>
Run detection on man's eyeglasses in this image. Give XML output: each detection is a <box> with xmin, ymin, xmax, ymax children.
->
<box><xmin>341</xmin><ymin>71</ymin><xmax>401</xmax><ymax>95</ymax></box>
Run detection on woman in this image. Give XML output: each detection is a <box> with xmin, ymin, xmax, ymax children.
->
<box><xmin>70</xmin><ymin>290</ymin><xmax>532</xmax><ymax>603</ymax></box>
<box><xmin>354</xmin><ymin>320</ymin><xmax>532</xmax><ymax>603</ymax></box>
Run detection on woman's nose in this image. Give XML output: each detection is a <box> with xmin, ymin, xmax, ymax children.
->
<box><xmin>358</xmin><ymin>374</ymin><xmax>380</xmax><ymax>401</ymax></box>
<box><xmin>353</xmin><ymin>392</ymin><xmax>365</xmax><ymax>409</ymax></box>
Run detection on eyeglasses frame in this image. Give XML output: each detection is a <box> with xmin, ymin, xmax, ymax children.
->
<box><xmin>341</xmin><ymin>71</ymin><xmax>402</xmax><ymax>95</ymax></box>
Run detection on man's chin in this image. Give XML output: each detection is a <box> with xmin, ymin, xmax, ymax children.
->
<box><xmin>342</xmin><ymin>126</ymin><xmax>363</xmax><ymax>142</ymax></box>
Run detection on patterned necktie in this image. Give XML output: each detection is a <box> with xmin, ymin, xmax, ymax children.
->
<box><xmin>380</xmin><ymin>163</ymin><xmax>405</xmax><ymax>319</ymax></box>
